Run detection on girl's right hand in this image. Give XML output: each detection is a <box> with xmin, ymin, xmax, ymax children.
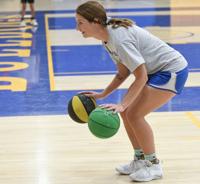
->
<box><xmin>78</xmin><ymin>91</ymin><xmax>104</xmax><ymax>100</ymax></box>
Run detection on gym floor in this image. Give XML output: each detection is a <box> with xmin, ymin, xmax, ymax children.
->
<box><xmin>0</xmin><ymin>0</ymin><xmax>200</xmax><ymax>183</ymax></box>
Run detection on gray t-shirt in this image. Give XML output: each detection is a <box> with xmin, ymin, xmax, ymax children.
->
<box><xmin>103</xmin><ymin>25</ymin><xmax>187</xmax><ymax>74</ymax></box>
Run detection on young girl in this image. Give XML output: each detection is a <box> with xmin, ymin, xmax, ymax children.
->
<box><xmin>75</xmin><ymin>1</ymin><xmax>188</xmax><ymax>182</ymax></box>
<box><xmin>20</xmin><ymin>0</ymin><xmax>38</xmax><ymax>26</ymax></box>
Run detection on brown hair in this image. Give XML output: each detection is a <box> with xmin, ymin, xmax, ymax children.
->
<box><xmin>76</xmin><ymin>1</ymin><xmax>134</xmax><ymax>28</ymax></box>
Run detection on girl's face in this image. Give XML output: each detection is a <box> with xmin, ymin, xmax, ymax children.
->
<box><xmin>75</xmin><ymin>14</ymin><xmax>97</xmax><ymax>38</ymax></box>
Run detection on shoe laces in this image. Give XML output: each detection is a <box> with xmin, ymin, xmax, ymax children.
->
<box><xmin>129</xmin><ymin>158</ymin><xmax>143</xmax><ymax>169</ymax></box>
<box><xmin>144</xmin><ymin>160</ymin><xmax>153</xmax><ymax>167</ymax></box>
<box><xmin>144</xmin><ymin>159</ymin><xmax>160</xmax><ymax>167</ymax></box>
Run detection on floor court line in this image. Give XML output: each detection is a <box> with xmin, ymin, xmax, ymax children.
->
<box><xmin>54</xmin><ymin>72</ymin><xmax>200</xmax><ymax>90</ymax></box>
<box><xmin>185</xmin><ymin>112</ymin><xmax>200</xmax><ymax>128</ymax></box>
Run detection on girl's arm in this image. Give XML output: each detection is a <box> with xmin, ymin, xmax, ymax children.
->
<box><xmin>121</xmin><ymin>64</ymin><xmax>148</xmax><ymax>109</ymax></box>
<box><xmin>101</xmin><ymin>62</ymin><xmax>130</xmax><ymax>98</ymax></box>
<box><xmin>82</xmin><ymin>63</ymin><xmax>130</xmax><ymax>99</ymax></box>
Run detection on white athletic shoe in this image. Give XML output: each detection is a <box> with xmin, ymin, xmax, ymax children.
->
<box><xmin>20</xmin><ymin>20</ymin><xmax>26</xmax><ymax>27</ymax></box>
<box><xmin>31</xmin><ymin>19</ymin><xmax>38</xmax><ymax>26</ymax></box>
<box><xmin>129</xmin><ymin>160</ymin><xmax>163</xmax><ymax>182</ymax></box>
<box><xmin>116</xmin><ymin>157</ymin><xmax>146</xmax><ymax>175</ymax></box>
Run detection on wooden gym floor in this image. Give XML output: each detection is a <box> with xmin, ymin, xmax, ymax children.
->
<box><xmin>0</xmin><ymin>0</ymin><xmax>200</xmax><ymax>183</ymax></box>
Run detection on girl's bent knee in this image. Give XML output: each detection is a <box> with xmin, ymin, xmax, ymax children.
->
<box><xmin>126</xmin><ymin>109</ymin><xmax>143</xmax><ymax>121</ymax></box>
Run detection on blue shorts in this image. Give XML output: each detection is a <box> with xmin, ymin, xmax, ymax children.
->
<box><xmin>147</xmin><ymin>67</ymin><xmax>188</xmax><ymax>94</ymax></box>
<box><xmin>21</xmin><ymin>0</ymin><xmax>34</xmax><ymax>3</ymax></box>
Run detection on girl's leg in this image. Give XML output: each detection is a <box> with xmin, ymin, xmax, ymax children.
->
<box><xmin>116</xmin><ymin>93</ymin><xmax>145</xmax><ymax>175</ymax></box>
<box><xmin>29</xmin><ymin>3</ymin><xmax>35</xmax><ymax>18</ymax></box>
<box><xmin>29</xmin><ymin>3</ymin><xmax>38</xmax><ymax>26</ymax></box>
<box><xmin>126</xmin><ymin>85</ymin><xmax>175</xmax><ymax>154</ymax></box>
<box><xmin>127</xmin><ymin>86</ymin><xmax>175</xmax><ymax>181</ymax></box>
<box><xmin>21</xmin><ymin>3</ymin><xmax>26</xmax><ymax>20</ymax></box>
<box><xmin>120</xmin><ymin>112</ymin><xmax>141</xmax><ymax>149</ymax></box>
<box><xmin>120</xmin><ymin>91</ymin><xmax>144</xmax><ymax>150</ymax></box>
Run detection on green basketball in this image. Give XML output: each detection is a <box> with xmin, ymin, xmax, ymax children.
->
<box><xmin>88</xmin><ymin>107</ymin><xmax>120</xmax><ymax>138</ymax></box>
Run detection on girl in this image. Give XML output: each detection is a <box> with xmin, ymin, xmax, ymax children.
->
<box><xmin>20</xmin><ymin>0</ymin><xmax>38</xmax><ymax>26</ymax></box>
<box><xmin>75</xmin><ymin>1</ymin><xmax>188</xmax><ymax>182</ymax></box>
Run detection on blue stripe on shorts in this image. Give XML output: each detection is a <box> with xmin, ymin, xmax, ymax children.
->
<box><xmin>147</xmin><ymin>67</ymin><xmax>188</xmax><ymax>94</ymax></box>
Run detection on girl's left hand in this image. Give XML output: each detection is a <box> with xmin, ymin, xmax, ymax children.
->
<box><xmin>99</xmin><ymin>103</ymin><xmax>125</xmax><ymax>113</ymax></box>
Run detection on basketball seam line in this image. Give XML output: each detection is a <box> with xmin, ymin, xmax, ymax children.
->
<box><xmin>79</xmin><ymin>95</ymin><xmax>96</xmax><ymax>114</ymax></box>
<box><xmin>68</xmin><ymin>100</ymin><xmax>85</xmax><ymax>123</ymax></box>
<box><xmin>93</xmin><ymin>109</ymin><xmax>120</xmax><ymax>122</ymax></box>
<box><xmin>89</xmin><ymin>119</ymin><xmax>118</xmax><ymax>130</ymax></box>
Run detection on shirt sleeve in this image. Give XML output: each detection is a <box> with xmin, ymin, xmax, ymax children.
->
<box><xmin>117</xmin><ymin>41</ymin><xmax>146</xmax><ymax>72</ymax></box>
